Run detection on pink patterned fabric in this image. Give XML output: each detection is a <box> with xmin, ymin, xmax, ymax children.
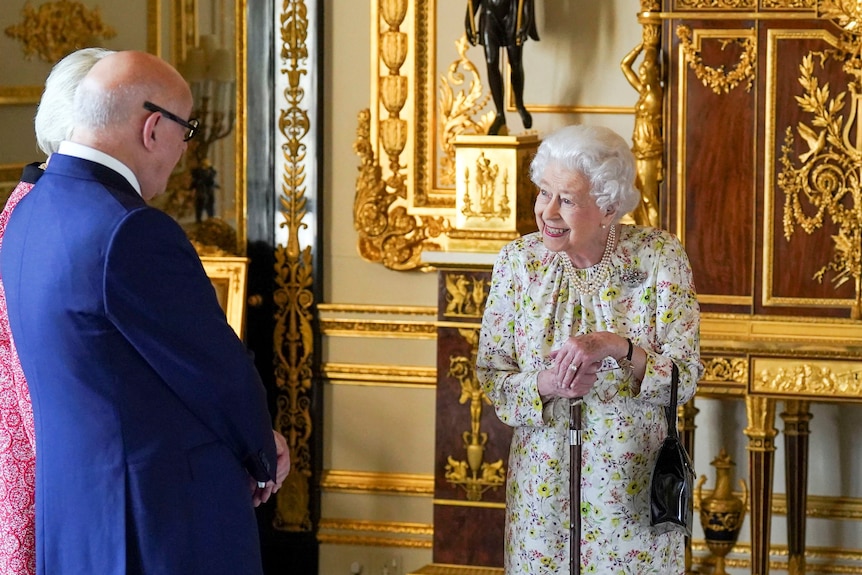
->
<box><xmin>0</xmin><ymin>181</ymin><xmax>36</xmax><ymax>575</ymax></box>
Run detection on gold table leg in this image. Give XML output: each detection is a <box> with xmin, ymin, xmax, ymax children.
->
<box><xmin>780</xmin><ymin>400</ymin><xmax>811</xmax><ymax>575</ymax></box>
<box><xmin>745</xmin><ymin>396</ymin><xmax>777</xmax><ymax>575</ymax></box>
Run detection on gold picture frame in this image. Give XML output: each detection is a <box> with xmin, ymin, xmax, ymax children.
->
<box><xmin>200</xmin><ymin>256</ymin><xmax>249</xmax><ymax>338</ymax></box>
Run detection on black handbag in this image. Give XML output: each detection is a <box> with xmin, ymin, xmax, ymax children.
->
<box><xmin>649</xmin><ymin>362</ymin><xmax>695</xmax><ymax>536</ymax></box>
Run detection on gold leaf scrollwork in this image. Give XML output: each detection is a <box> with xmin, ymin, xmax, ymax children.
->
<box><xmin>438</xmin><ymin>35</ymin><xmax>494</xmax><ymax>185</ymax></box>
<box><xmin>273</xmin><ymin>0</ymin><xmax>315</xmax><ymax>533</ymax></box>
<box><xmin>676</xmin><ymin>25</ymin><xmax>756</xmax><ymax>95</ymax></box>
<box><xmin>702</xmin><ymin>357</ymin><xmax>748</xmax><ymax>383</ymax></box>
<box><xmin>352</xmin><ymin>0</ymin><xmax>447</xmax><ymax>271</ymax></box>
<box><xmin>443</xmin><ymin>329</ymin><xmax>505</xmax><ymax>502</ymax></box>
<box><xmin>353</xmin><ymin>110</ymin><xmax>447</xmax><ymax>271</ymax></box>
<box><xmin>778</xmin><ymin>43</ymin><xmax>862</xmax><ymax>316</ymax></box>
<box><xmin>4</xmin><ymin>0</ymin><xmax>117</xmax><ymax>63</ymax></box>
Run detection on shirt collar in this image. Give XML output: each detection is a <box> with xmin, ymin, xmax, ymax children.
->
<box><xmin>57</xmin><ymin>141</ymin><xmax>142</xmax><ymax>197</ymax></box>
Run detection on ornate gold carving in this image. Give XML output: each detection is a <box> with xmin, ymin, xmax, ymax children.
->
<box><xmin>676</xmin><ymin>26</ymin><xmax>757</xmax><ymax>95</ymax></box>
<box><xmin>754</xmin><ymin>359</ymin><xmax>862</xmax><ymax>396</ymax></box>
<box><xmin>702</xmin><ymin>357</ymin><xmax>748</xmax><ymax>383</ymax></box>
<box><xmin>321</xmin><ymin>318</ymin><xmax>437</xmax><ymax>338</ymax></box>
<box><xmin>273</xmin><ymin>0</ymin><xmax>314</xmax><ymax>533</ymax></box>
<box><xmin>674</xmin><ymin>0</ymin><xmax>755</xmax><ymax>7</ymax></box>
<box><xmin>820</xmin><ymin>0</ymin><xmax>862</xmax><ymax>30</ymax></box>
<box><xmin>4</xmin><ymin>0</ymin><xmax>116</xmax><ymax>63</ymax></box>
<box><xmin>778</xmin><ymin>14</ymin><xmax>862</xmax><ymax>317</ymax></box>
<box><xmin>444</xmin><ymin>273</ymin><xmax>487</xmax><ymax>318</ymax></box>
<box><xmin>744</xmin><ymin>396</ymin><xmax>777</xmax><ymax>451</ymax></box>
<box><xmin>461</xmin><ymin>152</ymin><xmax>511</xmax><ymax>220</ymax></box>
<box><xmin>444</xmin><ymin>329</ymin><xmax>505</xmax><ymax>501</ymax></box>
<box><xmin>439</xmin><ymin>35</ymin><xmax>494</xmax><ymax>185</ymax></box>
<box><xmin>318</xmin><ymin>519</ymin><xmax>433</xmax><ymax>548</ymax></box>
<box><xmin>320</xmin><ymin>470</ymin><xmax>434</xmax><ymax>496</ymax></box>
<box><xmin>622</xmin><ymin>15</ymin><xmax>663</xmax><ymax>227</ymax></box>
<box><xmin>761</xmin><ymin>0</ymin><xmax>815</xmax><ymax>7</ymax></box>
<box><xmin>354</xmin><ymin>109</ymin><xmax>447</xmax><ymax>271</ymax></box>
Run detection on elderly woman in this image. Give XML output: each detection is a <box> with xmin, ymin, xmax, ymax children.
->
<box><xmin>477</xmin><ymin>124</ymin><xmax>701</xmax><ymax>574</ymax></box>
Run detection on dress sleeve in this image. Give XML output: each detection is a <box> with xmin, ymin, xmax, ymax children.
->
<box><xmin>637</xmin><ymin>232</ymin><xmax>703</xmax><ymax>406</ymax></box>
<box><xmin>476</xmin><ymin>245</ymin><xmax>547</xmax><ymax>428</ymax></box>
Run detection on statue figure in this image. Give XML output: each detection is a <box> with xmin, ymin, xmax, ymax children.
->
<box><xmin>190</xmin><ymin>158</ymin><xmax>218</xmax><ymax>222</ymax></box>
<box><xmin>621</xmin><ymin>41</ymin><xmax>663</xmax><ymax>227</ymax></box>
<box><xmin>465</xmin><ymin>0</ymin><xmax>539</xmax><ymax>136</ymax></box>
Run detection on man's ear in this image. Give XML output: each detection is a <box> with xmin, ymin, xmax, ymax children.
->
<box><xmin>142</xmin><ymin>113</ymin><xmax>160</xmax><ymax>151</ymax></box>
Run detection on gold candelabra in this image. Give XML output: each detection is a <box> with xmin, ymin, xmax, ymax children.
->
<box><xmin>180</xmin><ymin>35</ymin><xmax>236</xmax><ymax>222</ymax></box>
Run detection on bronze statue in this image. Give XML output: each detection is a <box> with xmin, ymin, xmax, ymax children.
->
<box><xmin>466</xmin><ymin>0</ymin><xmax>539</xmax><ymax>135</ymax></box>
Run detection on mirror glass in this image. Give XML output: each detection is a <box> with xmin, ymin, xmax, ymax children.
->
<box><xmin>0</xmin><ymin>0</ymin><xmax>245</xmax><ymax>254</ymax></box>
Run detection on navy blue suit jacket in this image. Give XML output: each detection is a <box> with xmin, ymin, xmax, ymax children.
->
<box><xmin>1</xmin><ymin>154</ymin><xmax>276</xmax><ymax>575</ymax></box>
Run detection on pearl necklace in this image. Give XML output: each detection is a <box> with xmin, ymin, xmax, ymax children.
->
<box><xmin>561</xmin><ymin>224</ymin><xmax>616</xmax><ymax>295</ymax></box>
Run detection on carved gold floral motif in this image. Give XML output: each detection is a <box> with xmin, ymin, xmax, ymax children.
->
<box><xmin>353</xmin><ymin>109</ymin><xmax>448</xmax><ymax>271</ymax></box>
<box><xmin>438</xmin><ymin>35</ymin><xmax>494</xmax><ymax>186</ymax></box>
<box><xmin>676</xmin><ymin>26</ymin><xmax>757</xmax><ymax>95</ymax></box>
<box><xmin>444</xmin><ymin>329</ymin><xmax>505</xmax><ymax>502</ymax></box>
<box><xmin>702</xmin><ymin>357</ymin><xmax>748</xmax><ymax>383</ymax></box>
<box><xmin>272</xmin><ymin>0</ymin><xmax>315</xmax><ymax>533</ymax></box>
<box><xmin>4</xmin><ymin>0</ymin><xmax>116</xmax><ymax>63</ymax></box>
<box><xmin>778</xmin><ymin>31</ymin><xmax>862</xmax><ymax>316</ymax></box>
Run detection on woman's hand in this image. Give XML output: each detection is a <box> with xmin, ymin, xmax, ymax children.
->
<box><xmin>538</xmin><ymin>332</ymin><xmax>630</xmax><ymax>400</ymax></box>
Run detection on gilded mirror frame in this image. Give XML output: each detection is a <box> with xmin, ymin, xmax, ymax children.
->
<box><xmin>0</xmin><ymin>0</ymin><xmax>246</xmax><ymax>254</ymax></box>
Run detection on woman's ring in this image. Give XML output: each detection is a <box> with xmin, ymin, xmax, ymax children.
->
<box><xmin>569</xmin><ymin>363</ymin><xmax>579</xmax><ymax>374</ymax></box>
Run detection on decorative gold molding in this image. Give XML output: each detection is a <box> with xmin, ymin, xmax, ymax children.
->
<box><xmin>199</xmin><ymin>256</ymin><xmax>248</xmax><ymax>338</ymax></box>
<box><xmin>775</xmin><ymin>20</ymin><xmax>862</xmax><ymax>317</ymax></box>
<box><xmin>752</xmin><ymin>357</ymin><xmax>862</xmax><ymax>398</ymax></box>
<box><xmin>320</xmin><ymin>318</ymin><xmax>437</xmax><ymax>339</ymax></box>
<box><xmin>700</xmin><ymin>312</ymin><xmax>862</xmax><ymax>350</ymax></box>
<box><xmin>322</xmin><ymin>363</ymin><xmax>437</xmax><ymax>386</ymax></box>
<box><xmin>0</xmin><ymin>86</ymin><xmax>42</xmax><ymax>106</ymax></box>
<box><xmin>762</xmin><ymin>0</ymin><xmax>815</xmax><ymax>8</ymax></box>
<box><xmin>318</xmin><ymin>518</ymin><xmax>433</xmax><ymax>548</ymax></box>
<box><xmin>320</xmin><ymin>469</ymin><xmax>434</xmax><ymax>496</ymax></box>
<box><xmin>674</xmin><ymin>0</ymin><xmax>756</xmax><ymax>8</ymax></box>
<box><xmin>317</xmin><ymin>303</ymin><xmax>436</xmax><ymax>316</ymax></box>
<box><xmin>272</xmin><ymin>0</ymin><xmax>315</xmax><ymax>533</ymax></box>
<box><xmin>676</xmin><ymin>25</ymin><xmax>757</xmax><ymax>95</ymax></box>
<box><xmin>4</xmin><ymin>0</ymin><xmax>117</xmax><ymax>63</ymax></box>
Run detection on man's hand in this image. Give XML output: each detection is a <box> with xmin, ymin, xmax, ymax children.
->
<box><xmin>250</xmin><ymin>430</ymin><xmax>291</xmax><ymax>507</ymax></box>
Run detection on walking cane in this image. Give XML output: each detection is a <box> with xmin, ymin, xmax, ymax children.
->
<box><xmin>569</xmin><ymin>397</ymin><xmax>583</xmax><ymax>575</ymax></box>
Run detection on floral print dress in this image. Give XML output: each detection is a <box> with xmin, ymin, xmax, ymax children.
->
<box><xmin>477</xmin><ymin>225</ymin><xmax>702</xmax><ymax>575</ymax></box>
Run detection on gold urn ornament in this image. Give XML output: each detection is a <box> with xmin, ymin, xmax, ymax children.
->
<box><xmin>695</xmin><ymin>448</ymin><xmax>748</xmax><ymax>575</ymax></box>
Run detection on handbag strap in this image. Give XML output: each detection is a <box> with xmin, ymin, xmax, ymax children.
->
<box><xmin>665</xmin><ymin>362</ymin><xmax>679</xmax><ymax>440</ymax></box>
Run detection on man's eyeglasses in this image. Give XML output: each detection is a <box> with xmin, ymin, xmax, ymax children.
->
<box><xmin>143</xmin><ymin>101</ymin><xmax>199</xmax><ymax>141</ymax></box>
